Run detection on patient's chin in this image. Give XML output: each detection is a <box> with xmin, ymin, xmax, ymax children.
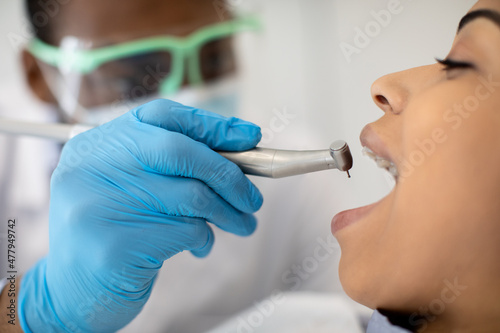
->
<box><xmin>338</xmin><ymin>261</ymin><xmax>378</xmax><ymax>309</ymax></box>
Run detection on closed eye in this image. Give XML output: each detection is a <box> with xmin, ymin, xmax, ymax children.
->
<box><xmin>435</xmin><ymin>58</ymin><xmax>474</xmax><ymax>71</ymax></box>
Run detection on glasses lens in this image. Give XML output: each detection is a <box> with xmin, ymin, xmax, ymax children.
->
<box><xmin>198</xmin><ymin>37</ymin><xmax>236</xmax><ymax>82</ymax></box>
<box><xmin>77</xmin><ymin>51</ymin><xmax>172</xmax><ymax>108</ymax></box>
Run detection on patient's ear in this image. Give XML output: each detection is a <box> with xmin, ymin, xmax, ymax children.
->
<box><xmin>21</xmin><ymin>49</ymin><xmax>57</xmax><ymax>104</ymax></box>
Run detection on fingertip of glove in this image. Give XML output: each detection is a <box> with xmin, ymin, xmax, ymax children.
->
<box><xmin>191</xmin><ymin>249</ymin><xmax>210</xmax><ymax>258</ymax></box>
<box><xmin>226</xmin><ymin>117</ymin><xmax>262</xmax><ymax>150</ymax></box>
<box><xmin>254</xmin><ymin>189</ymin><xmax>264</xmax><ymax>211</ymax></box>
<box><xmin>240</xmin><ymin>215</ymin><xmax>258</xmax><ymax>237</ymax></box>
<box><xmin>242</xmin><ymin>186</ymin><xmax>264</xmax><ymax>214</ymax></box>
<box><xmin>142</xmin><ymin>98</ymin><xmax>183</xmax><ymax>111</ymax></box>
<box><xmin>190</xmin><ymin>227</ymin><xmax>214</xmax><ymax>258</ymax></box>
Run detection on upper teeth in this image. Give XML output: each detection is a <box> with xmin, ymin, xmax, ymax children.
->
<box><xmin>362</xmin><ymin>147</ymin><xmax>399</xmax><ymax>179</ymax></box>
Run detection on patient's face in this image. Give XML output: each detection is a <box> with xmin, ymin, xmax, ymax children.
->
<box><xmin>335</xmin><ymin>0</ymin><xmax>500</xmax><ymax>316</ymax></box>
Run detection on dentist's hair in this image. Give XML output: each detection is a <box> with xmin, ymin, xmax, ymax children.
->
<box><xmin>25</xmin><ymin>0</ymin><xmax>57</xmax><ymax>45</ymax></box>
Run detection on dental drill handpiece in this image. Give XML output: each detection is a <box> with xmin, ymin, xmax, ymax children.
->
<box><xmin>0</xmin><ymin>118</ymin><xmax>353</xmax><ymax>178</ymax></box>
<box><xmin>218</xmin><ymin>140</ymin><xmax>353</xmax><ymax>178</ymax></box>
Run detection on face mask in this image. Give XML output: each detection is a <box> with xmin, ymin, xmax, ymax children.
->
<box><xmin>166</xmin><ymin>76</ymin><xmax>240</xmax><ymax>119</ymax></box>
<box><xmin>58</xmin><ymin>76</ymin><xmax>241</xmax><ymax>126</ymax></box>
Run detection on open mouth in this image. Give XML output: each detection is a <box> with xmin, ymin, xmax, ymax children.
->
<box><xmin>331</xmin><ymin>146</ymin><xmax>398</xmax><ymax>235</ymax></box>
<box><xmin>362</xmin><ymin>146</ymin><xmax>399</xmax><ymax>181</ymax></box>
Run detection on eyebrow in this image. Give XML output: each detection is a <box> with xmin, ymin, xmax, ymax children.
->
<box><xmin>458</xmin><ymin>9</ymin><xmax>500</xmax><ymax>33</ymax></box>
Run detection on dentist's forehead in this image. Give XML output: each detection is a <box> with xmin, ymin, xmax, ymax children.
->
<box><xmin>41</xmin><ymin>0</ymin><xmax>225</xmax><ymax>45</ymax></box>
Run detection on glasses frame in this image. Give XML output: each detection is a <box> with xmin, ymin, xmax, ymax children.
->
<box><xmin>28</xmin><ymin>16</ymin><xmax>261</xmax><ymax>95</ymax></box>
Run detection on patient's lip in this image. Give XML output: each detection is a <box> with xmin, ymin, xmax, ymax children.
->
<box><xmin>330</xmin><ymin>125</ymin><xmax>397</xmax><ymax>235</ymax></box>
<box><xmin>331</xmin><ymin>201</ymin><xmax>380</xmax><ymax>234</ymax></box>
<box><xmin>360</xmin><ymin>124</ymin><xmax>396</xmax><ymax>166</ymax></box>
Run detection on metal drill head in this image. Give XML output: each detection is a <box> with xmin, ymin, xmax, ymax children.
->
<box><xmin>330</xmin><ymin>140</ymin><xmax>353</xmax><ymax>172</ymax></box>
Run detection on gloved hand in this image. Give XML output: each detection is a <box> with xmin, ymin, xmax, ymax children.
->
<box><xmin>18</xmin><ymin>99</ymin><xmax>264</xmax><ymax>332</ymax></box>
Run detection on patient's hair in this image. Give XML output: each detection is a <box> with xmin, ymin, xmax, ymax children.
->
<box><xmin>25</xmin><ymin>0</ymin><xmax>56</xmax><ymax>45</ymax></box>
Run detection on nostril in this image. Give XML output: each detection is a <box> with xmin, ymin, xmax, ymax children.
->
<box><xmin>376</xmin><ymin>95</ymin><xmax>389</xmax><ymax>106</ymax></box>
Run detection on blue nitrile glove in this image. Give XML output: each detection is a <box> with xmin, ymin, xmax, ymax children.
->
<box><xmin>18</xmin><ymin>99</ymin><xmax>263</xmax><ymax>332</ymax></box>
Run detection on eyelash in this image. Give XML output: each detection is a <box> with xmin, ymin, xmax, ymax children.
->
<box><xmin>435</xmin><ymin>58</ymin><xmax>474</xmax><ymax>71</ymax></box>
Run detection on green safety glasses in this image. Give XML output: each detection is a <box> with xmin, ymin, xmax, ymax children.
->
<box><xmin>28</xmin><ymin>16</ymin><xmax>261</xmax><ymax>107</ymax></box>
